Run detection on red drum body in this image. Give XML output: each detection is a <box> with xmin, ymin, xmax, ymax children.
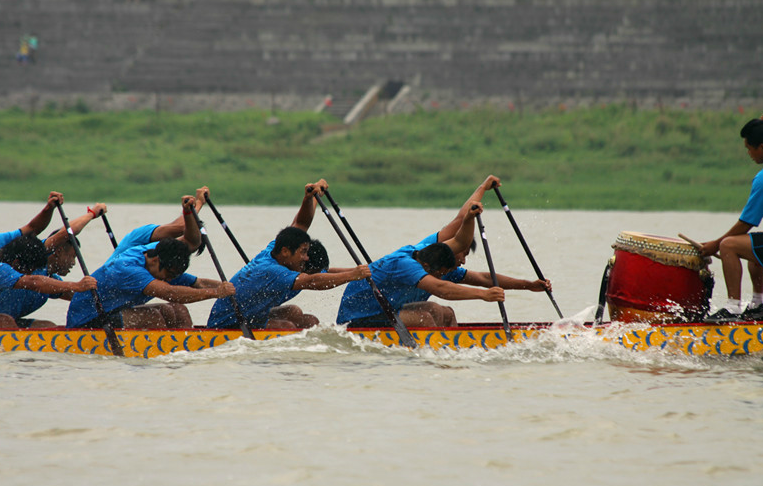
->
<box><xmin>606</xmin><ymin>232</ymin><xmax>713</xmax><ymax>323</ymax></box>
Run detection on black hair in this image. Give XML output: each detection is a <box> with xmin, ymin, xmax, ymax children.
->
<box><xmin>413</xmin><ymin>242</ymin><xmax>456</xmax><ymax>272</ymax></box>
<box><xmin>47</xmin><ymin>228</ymin><xmax>80</xmax><ymax>249</ymax></box>
<box><xmin>145</xmin><ymin>238</ymin><xmax>190</xmax><ymax>276</ymax></box>
<box><xmin>272</xmin><ymin>227</ymin><xmax>311</xmax><ymax>257</ymax></box>
<box><xmin>0</xmin><ymin>235</ymin><xmax>48</xmax><ymax>274</ymax></box>
<box><xmin>469</xmin><ymin>238</ymin><xmax>478</xmax><ymax>254</ymax></box>
<box><xmin>741</xmin><ymin>119</ymin><xmax>763</xmax><ymax>147</ymax></box>
<box><xmin>304</xmin><ymin>239</ymin><xmax>329</xmax><ymax>274</ymax></box>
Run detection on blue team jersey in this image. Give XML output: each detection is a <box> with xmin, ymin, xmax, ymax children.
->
<box><xmin>66</xmin><ymin>241</ymin><xmax>197</xmax><ymax>328</ymax></box>
<box><xmin>0</xmin><ymin>231</ymin><xmax>61</xmax><ymax>319</ymax></box>
<box><xmin>105</xmin><ymin>224</ymin><xmax>159</xmax><ymax>265</ymax></box>
<box><xmin>336</xmin><ymin>234</ymin><xmax>466</xmax><ymax>324</ymax></box>
<box><xmin>740</xmin><ymin>169</ymin><xmax>763</xmax><ymax>226</ymax></box>
<box><xmin>0</xmin><ymin>263</ymin><xmax>23</xmax><ymax>292</ymax></box>
<box><xmin>0</xmin><ymin>267</ymin><xmax>62</xmax><ymax>319</ymax></box>
<box><xmin>0</xmin><ymin>229</ymin><xmax>22</xmax><ymax>249</ymax></box>
<box><xmin>207</xmin><ymin>240</ymin><xmax>301</xmax><ymax>329</ymax></box>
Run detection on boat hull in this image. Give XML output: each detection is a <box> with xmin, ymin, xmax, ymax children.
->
<box><xmin>1</xmin><ymin>322</ymin><xmax>761</xmax><ymax>358</ymax></box>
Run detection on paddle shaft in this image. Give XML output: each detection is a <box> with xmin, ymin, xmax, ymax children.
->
<box><xmin>475</xmin><ymin>212</ymin><xmax>513</xmax><ymax>342</ymax></box>
<box><xmin>323</xmin><ymin>190</ymin><xmax>373</xmax><ymax>263</ymax></box>
<box><xmin>187</xmin><ymin>205</ymin><xmax>254</xmax><ymax>340</ymax></box>
<box><xmin>204</xmin><ymin>193</ymin><xmax>250</xmax><ymax>263</ymax></box>
<box><xmin>55</xmin><ymin>202</ymin><xmax>124</xmax><ymax>357</ymax></box>
<box><xmin>313</xmin><ymin>193</ymin><xmax>417</xmax><ymax>348</ymax></box>
<box><xmin>100</xmin><ymin>213</ymin><xmax>118</xmax><ymax>249</ymax></box>
<box><xmin>493</xmin><ymin>186</ymin><xmax>564</xmax><ymax>319</ymax></box>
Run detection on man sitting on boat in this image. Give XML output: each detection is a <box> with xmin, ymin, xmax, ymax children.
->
<box><xmin>0</xmin><ymin>202</ymin><xmax>109</xmax><ymax>328</ymax></box>
<box><xmin>0</xmin><ymin>235</ymin><xmax>97</xmax><ymax>329</ymax></box>
<box><xmin>98</xmin><ymin>186</ymin><xmax>211</xmax><ymax>327</ymax></box>
<box><xmin>207</xmin><ymin>180</ymin><xmax>371</xmax><ymax>330</ymax></box>
<box><xmin>66</xmin><ymin>196</ymin><xmax>235</xmax><ymax>330</ymax></box>
<box><xmin>336</xmin><ymin>175</ymin><xmax>551</xmax><ymax>328</ymax></box>
<box><xmin>702</xmin><ymin>118</ymin><xmax>763</xmax><ymax>322</ymax></box>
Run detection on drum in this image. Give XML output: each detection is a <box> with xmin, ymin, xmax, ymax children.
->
<box><xmin>605</xmin><ymin>231</ymin><xmax>714</xmax><ymax>323</ymax></box>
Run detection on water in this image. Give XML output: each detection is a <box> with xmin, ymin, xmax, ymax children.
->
<box><xmin>1</xmin><ymin>202</ymin><xmax>762</xmax><ymax>485</ymax></box>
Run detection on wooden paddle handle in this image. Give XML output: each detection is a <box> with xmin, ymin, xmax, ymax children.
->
<box><xmin>678</xmin><ymin>233</ymin><xmax>720</xmax><ymax>259</ymax></box>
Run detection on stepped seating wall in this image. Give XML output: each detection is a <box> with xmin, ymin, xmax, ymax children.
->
<box><xmin>1</xmin><ymin>0</ymin><xmax>760</xmax><ymax>106</ymax></box>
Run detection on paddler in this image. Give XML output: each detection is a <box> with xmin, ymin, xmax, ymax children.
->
<box><xmin>0</xmin><ymin>202</ymin><xmax>109</xmax><ymax>328</ymax></box>
<box><xmin>66</xmin><ymin>195</ymin><xmax>235</xmax><ymax>329</ymax></box>
<box><xmin>0</xmin><ymin>235</ymin><xmax>97</xmax><ymax>330</ymax></box>
<box><xmin>206</xmin><ymin>179</ymin><xmax>371</xmax><ymax>330</ymax></box>
<box><xmin>96</xmin><ymin>186</ymin><xmax>211</xmax><ymax>327</ymax></box>
<box><xmin>702</xmin><ymin>118</ymin><xmax>763</xmax><ymax>322</ymax></box>
<box><xmin>335</xmin><ymin>176</ymin><xmax>551</xmax><ymax>328</ymax></box>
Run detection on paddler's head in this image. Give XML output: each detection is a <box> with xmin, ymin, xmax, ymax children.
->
<box><xmin>414</xmin><ymin>242</ymin><xmax>457</xmax><ymax>278</ymax></box>
<box><xmin>145</xmin><ymin>238</ymin><xmax>191</xmax><ymax>281</ymax></box>
<box><xmin>272</xmin><ymin>226</ymin><xmax>311</xmax><ymax>272</ymax></box>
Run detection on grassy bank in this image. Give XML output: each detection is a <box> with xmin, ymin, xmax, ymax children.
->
<box><xmin>0</xmin><ymin>104</ymin><xmax>759</xmax><ymax>210</ymax></box>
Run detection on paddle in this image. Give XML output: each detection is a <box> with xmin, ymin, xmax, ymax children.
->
<box><xmin>492</xmin><ymin>184</ymin><xmax>564</xmax><ymax>319</ymax></box>
<box><xmin>55</xmin><ymin>202</ymin><xmax>124</xmax><ymax>357</ymax></box>
<box><xmin>323</xmin><ymin>189</ymin><xmax>373</xmax><ymax>263</ymax></box>
<box><xmin>474</xmin><ymin>210</ymin><xmax>513</xmax><ymax>342</ymax></box>
<box><xmin>187</xmin><ymin>204</ymin><xmax>254</xmax><ymax>340</ymax></box>
<box><xmin>100</xmin><ymin>212</ymin><xmax>118</xmax><ymax>249</ymax></box>
<box><xmin>204</xmin><ymin>193</ymin><xmax>250</xmax><ymax>263</ymax></box>
<box><xmin>313</xmin><ymin>192</ymin><xmax>418</xmax><ymax>348</ymax></box>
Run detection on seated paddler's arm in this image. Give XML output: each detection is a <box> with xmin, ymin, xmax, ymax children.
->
<box><xmin>143</xmin><ymin>279</ymin><xmax>235</xmax><ymax>304</ymax></box>
<box><xmin>14</xmin><ymin>274</ymin><xmax>97</xmax><ymax>295</ymax></box>
<box><xmin>192</xmin><ymin>277</ymin><xmax>228</xmax><ymax>289</ymax></box>
<box><xmin>443</xmin><ymin>202</ymin><xmax>481</xmax><ymax>255</ymax></box>
<box><xmin>460</xmin><ymin>271</ymin><xmax>552</xmax><ymax>292</ymax></box>
<box><xmin>292</xmin><ymin>264</ymin><xmax>371</xmax><ymax>290</ymax></box>
<box><xmin>438</xmin><ymin>175</ymin><xmax>500</xmax><ymax>242</ymax></box>
<box><xmin>151</xmin><ymin>186</ymin><xmax>209</xmax><ymax>241</ymax></box>
<box><xmin>292</xmin><ymin>179</ymin><xmax>327</xmax><ymax>231</ymax></box>
<box><xmin>417</xmin><ymin>274</ymin><xmax>504</xmax><ymax>302</ymax></box>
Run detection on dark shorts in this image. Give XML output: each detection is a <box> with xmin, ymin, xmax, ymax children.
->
<box><xmin>345</xmin><ymin>313</ymin><xmax>394</xmax><ymax>329</ymax></box>
<box><xmin>15</xmin><ymin>318</ymin><xmax>35</xmax><ymax>329</ymax></box>
<box><xmin>80</xmin><ymin>310</ymin><xmax>125</xmax><ymax>330</ymax></box>
<box><xmin>752</xmin><ymin>232</ymin><xmax>763</xmax><ymax>266</ymax></box>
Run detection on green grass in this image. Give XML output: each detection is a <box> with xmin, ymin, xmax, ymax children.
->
<box><xmin>0</xmin><ymin>103</ymin><xmax>760</xmax><ymax>210</ymax></box>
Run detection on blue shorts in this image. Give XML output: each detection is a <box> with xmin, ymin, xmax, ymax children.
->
<box><xmin>751</xmin><ymin>232</ymin><xmax>763</xmax><ymax>266</ymax></box>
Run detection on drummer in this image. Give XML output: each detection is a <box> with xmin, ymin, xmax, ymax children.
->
<box><xmin>335</xmin><ymin>176</ymin><xmax>551</xmax><ymax>328</ymax></box>
<box><xmin>701</xmin><ymin>118</ymin><xmax>763</xmax><ymax>321</ymax></box>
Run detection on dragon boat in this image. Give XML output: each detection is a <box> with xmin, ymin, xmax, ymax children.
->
<box><xmin>1</xmin><ymin>321</ymin><xmax>762</xmax><ymax>358</ymax></box>
<box><xmin>3</xmin><ymin>230</ymin><xmax>761</xmax><ymax>359</ymax></box>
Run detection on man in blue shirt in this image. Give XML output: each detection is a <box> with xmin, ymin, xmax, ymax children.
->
<box><xmin>66</xmin><ymin>195</ymin><xmax>235</xmax><ymax>329</ymax></box>
<box><xmin>0</xmin><ymin>235</ymin><xmax>97</xmax><ymax>329</ymax></box>
<box><xmin>702</xmin><ymin>118</ymin><xmax>763</xmax><ymax>321</ymax></box>
<box><xmin>98</xmin><ymin>186</ymin><xmax>211</xmax><ymax>327</ymax></box>
<box><xmin>207</xmin><ymin>180</ymin><xmax>371</xmax><ymax>330</ymax></box>
<box><xmin>337</xmin><ymin>175</ymin><xmax>551</xmax><ymax>328</ymax></box>
<box><xmin>0</xmin><ymin>202</ymin><xmax>109</xmax><ymax>328</ymax></box>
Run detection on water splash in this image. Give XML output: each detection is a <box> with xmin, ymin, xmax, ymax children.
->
<box><xmin>150</xmin><ymin>317</ymin><xmax>760</xmax><ymax>372</ymax></box>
